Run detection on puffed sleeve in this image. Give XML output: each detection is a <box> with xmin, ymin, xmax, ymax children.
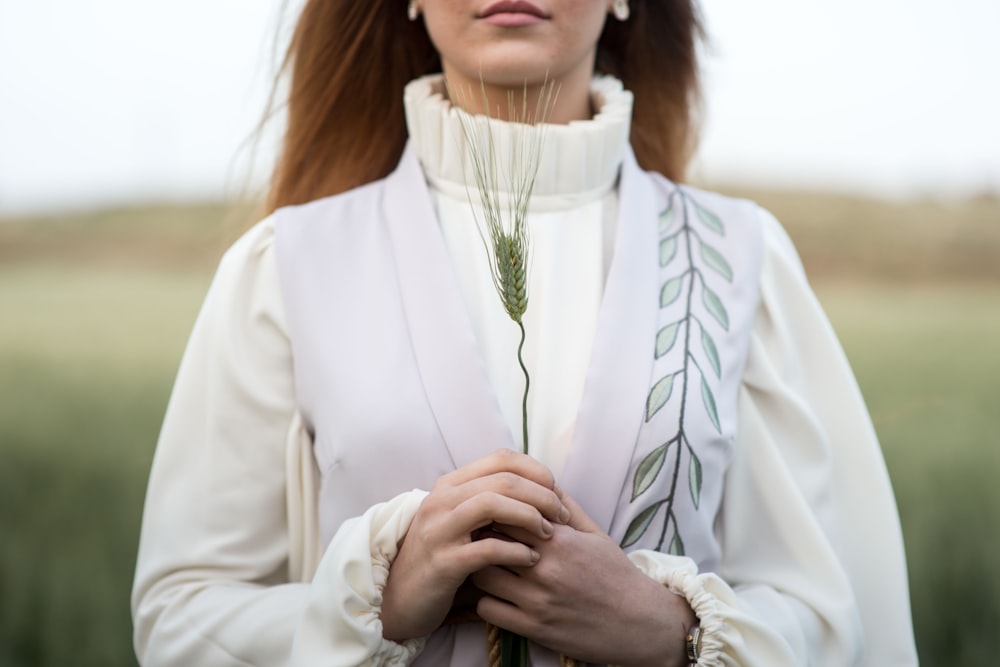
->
<box><xmin>628</xmin><ymin>209</ymin><xmax>917</xmax><ymax>665</ymax></box>
<box><xmin>131</xmin><ymin>218</ymin><xmax>428</xmax><ymax>666</ymax></box>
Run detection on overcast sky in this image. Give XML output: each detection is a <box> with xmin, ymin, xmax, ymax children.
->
<box><xmin>1</xmin><ymin>0</ymin><xmax>998</xmax><ymax>215</ymax></box>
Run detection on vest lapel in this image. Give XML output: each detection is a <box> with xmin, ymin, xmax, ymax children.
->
<box><xmin>382</xmin><ymin>144</ymin><xmax>516</xmax><ymax>469</ymax></box>
<box><xmin>560</xmin><ymin>149</ymin><xmax>663</xmax><ymax>533</ymax></box>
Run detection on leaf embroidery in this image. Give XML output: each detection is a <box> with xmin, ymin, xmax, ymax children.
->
<box><xmin>695</xmin><ymin>201</ymin><xmax>724</xmax><ymax>235</ymax></box>
<box><xmin>668</xmin><ymin>530</ymin><xmax>685</xmax><ymax>556</ymax></box>
<box><xmin>621</xmin><ymin>502</ymin><xmax>664</xmax><ymax>549</ymax></box>
<box><xmin>702</xmin><ymin>283</ymin><xmax>730</xmax><ymax>331</ymax></box>
<box><xmin>660</xmin><ymin>235</ymin><xmax>679</xmax><ymax>267</ymax></box>
<box><xmin>660</xmin><ymin>275</ymin><xmax>684</xmax><ymax>308</ymax></box>
<box><xmin>701</xmin><ymin>375</ymin><xmax>721</xmax><ymax>433</ymax></box>
<box><xmin>622</xmin><ymin>189</ymin><xmax>732</xmax><ymax>552</ymax></box>
<box><xmin>700</xmin><ymin>241</ymin><xmax>734</xmax><ymax>282</ymax></box>
<box><xmin>658</xmin><ymin>202</ymin><xmax>676</xmax><ymax>235</ymax></box>
<box><xmin>688</xmin><ymin>453</ymin><xmax>703</xmax><ymax>509</ymax></box>
<box><xmin>645</xmin><ymin>373</ymin><xmax>677</xmax><ymax>422</ymax></box>
<box><xmin>632</xmin><ymin>442</ymin><xmax>670</xmax><ymax>500</ymax></box>
<box><xmin>700</xmin><ymin>327</ymin><xmax>721</xmax><ymax>378</ymax></box>
<box><xmin>655</xmin><ymin>322</ymin><xmax>681</xmax><ymax>359</ymax></box>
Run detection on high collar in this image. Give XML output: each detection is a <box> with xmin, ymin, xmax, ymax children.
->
<box><xmin>403</xmin><ymin>73</ymin><xmax>633</xmax><ymax>211</ymax></box>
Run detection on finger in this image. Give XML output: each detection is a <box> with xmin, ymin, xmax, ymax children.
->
<box><xmin>438</xmin><ymin>448</ymin><xmax>557</xmax><ymax>492</ymax></box>
<box><xmin>476</xmin><ymin>594</ymin><xmax>532</xmax><ymax>638</ymax></box>
<box><xmin>448</xmin><ymin>471</ymin><xmax>568</xmax><ymax>525</ymax></box>
<box><xmin>560</xmin><ymin>492</ymin><xmax>602</xmax><ymax>533</ymax></box>
<box><xmin>452</xmin><ymin>536</ymin><xmax>540</xmax><ymax>576</ymax></box>
<box><xmin>486</xmin><ymin>523</ymin><xmax>542</xmax><ymax>547</ymax></box>
<box><xmin>452</xmin><ymin>492</ymin><xmax>555</xmax><ymax>542</ymax></box>
<box><xmin>471</xmin><ymin>565</ymin><xmax>532</xmax><ymax>606</ymax></box>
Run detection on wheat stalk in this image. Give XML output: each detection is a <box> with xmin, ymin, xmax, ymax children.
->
<box><xmin>450</xmin><ymin>78</ymin><xmax>555</xmax><ymax>455</ymax></box>
<box><xmin>449</xmin><ymin>79</ymin><xmax>556</xmax><ymax>667</ymax></box>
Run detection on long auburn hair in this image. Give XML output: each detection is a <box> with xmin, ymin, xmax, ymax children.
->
<box><xmin>264</xmin><ymin>0</ymin><xmax>704</xmax><ymax>213</ymax></box>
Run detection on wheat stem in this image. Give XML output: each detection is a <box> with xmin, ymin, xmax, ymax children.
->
<box><xmin>517</xmin><ymin>320</ymin><xmax>529</xmax><ymax>454</ymax></box>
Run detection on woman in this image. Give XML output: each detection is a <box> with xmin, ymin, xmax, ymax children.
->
<box><xmin>131</xmin><ymin>1</ymin><xmax>918</xmax><ymax>665</ymax></box>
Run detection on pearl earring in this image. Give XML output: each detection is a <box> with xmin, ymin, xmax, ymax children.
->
<box><xmin>612</xmin><ymin>0</ymin><xmax>629</xmax><ymax>21</ymax></box>
<box><xmin>408</xmin><ymin>0</ymin><xmax>419</xmax><ymax>21</ymax></box>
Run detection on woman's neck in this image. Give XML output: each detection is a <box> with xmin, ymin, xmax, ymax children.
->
<box><xmin>441</xmin><ymin>66</ymin><xmax>595</xmax><ymax>124</ymax></box>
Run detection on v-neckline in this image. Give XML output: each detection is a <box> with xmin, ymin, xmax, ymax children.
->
<box><xmin>384</xmin><ymin>143</ymin><xmax>662</xmax><ymax>532</ymax></box>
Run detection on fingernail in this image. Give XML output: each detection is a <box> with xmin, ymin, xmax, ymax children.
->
<box><xmin>554</xmin><ymin>483</ymin><xmax>566</xmax><ymax>498</ymax></box>
<box><xmin>557</xmin><ymin>505</ymin><xmax>571</xmax><ymax>524</ymax></box>
<box><xmin>530</xmin><ymin>549</ymin><xmax>541</xmax><ymax>564</ymax></box>
<box><xmin>541</xmin><ymin>518</ymin><xmax>554</xmax><ymax>537</ymax></box>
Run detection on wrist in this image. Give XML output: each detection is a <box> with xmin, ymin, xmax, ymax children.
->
<box><xmin>623</xmin><ymin>550</ymin><xmax>719</xmax><ymax>667</ymax></box>
<box><xmin>616</xmin><ymin>577</ymin><xmax>697</xmax><ymax>667</ymax></box>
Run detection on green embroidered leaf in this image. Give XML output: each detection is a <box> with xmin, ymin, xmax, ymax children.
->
<box><xmin>695</xmin><ymin>203</ymin><xmax>724</xmax><ymax>235</ymax></box>
<box><xmin>688</xmin><ymin>452</ymin><xmax>703</xmax><ymax>509</ymax></box>
<box><xmin>702</xmin><ymin>283</ymin><xmax>730</xmax><ymax>331</ymax></box>
<box><xmin>645</xmin><ymin>373</ymin><xmax>676</xmax><ymax>422</ymax></box>
<box><xmin>660</xmin><ymin>275</ymin><xmax>684</xmax><ymax>308</ymax></box>
<box><xmin>701</xmin><ymin>375</ymin><xmax>721</xmax><ymax>433</ymax></box>
<box><xmin>659</xmin><ymin>235</ymin><xmax>679</xmax><ymax>267</ymax></box>
<box><xmin>632</xmin><ymin>442</ymin><xmax>669</xmax><ymax>500</ymax></box>
<box><xmin>699</xmin><ymin>241</ymin><xmax>733</xmax><ymax>282</ymax></box>
<box><xmin>658</xmin><ymin>203</ymin><xmax>676</xmax><ymax>235</ymax></box>
<box><xmin>621</xmin><ymin>502</ymin><xmax>662</xmax><ymax>548</ymax></box>
<box><xmin>700</xmin><ymin>328</ymin><xmax>721</xmax><ymax>378</ymax></box>
<box><xmin>668</xmin><ymin>530</ymin><xmax>686</xmax><ymax>556</ymax></box>
<box><xmin>655</xmin><ymin>322</ymin><xmax>681</xmax><ymax>359</ymax></box>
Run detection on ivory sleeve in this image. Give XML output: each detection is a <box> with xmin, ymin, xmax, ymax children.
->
<box><xmin>131</xmin><ymin>219</ymin><xmax>427</xmax><ymax>666</ymax></box>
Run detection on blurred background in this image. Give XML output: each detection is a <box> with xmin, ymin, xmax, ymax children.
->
<box><xmin>1</xmin><ymin>1</ymin><xmax>998</xmax><ymax>665</ymax></box>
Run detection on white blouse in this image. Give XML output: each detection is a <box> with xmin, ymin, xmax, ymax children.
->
<box><xmin>131</xmin><ymin>78</ymin><xmax>918</xmax><ymax>666</ymax></box>
<box><xmin>405</xmin><ymin>74</ymin><xmax>631</xmax><ymax>474</ymax></box>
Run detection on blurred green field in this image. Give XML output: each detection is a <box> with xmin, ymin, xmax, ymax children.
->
<box><xmin>819</xmin><ymin>284</ymin><xmax>1000</xmax><ymax>666</ymax></box>
<box><xmin>1</xmin><ymin>194</ymin><xmax>998</xmax><ymax>666</ymax></box>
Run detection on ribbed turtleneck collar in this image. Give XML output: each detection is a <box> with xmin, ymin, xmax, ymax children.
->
<box><xmin>403</xmin><ymin>74</ymin><xmax>633</xmax><ymax>211</ymax></box>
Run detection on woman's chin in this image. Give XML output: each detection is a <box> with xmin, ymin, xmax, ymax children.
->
<box><xmin>446</xmin><ymin>56</ymin><xmax>563</xmax><ymax>90</ymax></box>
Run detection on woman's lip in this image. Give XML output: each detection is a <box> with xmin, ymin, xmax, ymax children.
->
<box><xmin>478</xmin><ymin>1</ymin><xmax>549</xmax><ymax>20</ymax></box>
<box><xmin>481</xmin><ymin>12</ymin><xmax>546</xmax><ymax>26</ymax></box>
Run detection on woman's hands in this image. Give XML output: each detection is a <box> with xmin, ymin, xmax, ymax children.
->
<box><xmin>381</xmin><ymin>451</ymin><xmax>695</xmax><ymax>666</ymax></box>
<box><xmin>473</xmin><ymin>495</ymin><xmax>697</xmax><ymax>667</ymax></box>
<box><xmin>380</xmin><ymin>449</ymin><xmax>570</xmax><ymax>641</ymax></box>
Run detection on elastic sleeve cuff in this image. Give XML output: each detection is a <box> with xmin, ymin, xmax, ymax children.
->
<box><xmin>290</xmin><ymin>489</ymin><xmax>430</xmax><ymax>667</ymax></box>
<box><xmin>368</xmin><ymin>550</ymin><xmax>426</xmax><ymax>665</ymax></box>
<box><xmin>626</xmin><ymin>550</ymin><xmax>726</xmax><ymax>666</ymax></box>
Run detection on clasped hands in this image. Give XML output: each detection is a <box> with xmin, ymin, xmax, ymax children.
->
<box><xmin>380</xmin><ymin>449</ymin><xmax>695</xmax><ymax>667</ymax></box>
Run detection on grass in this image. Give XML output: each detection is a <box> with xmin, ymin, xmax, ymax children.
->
<box><xmin>0</xmin><ymin>367</ymin><xmax>165</xmax><ymax>667</ymax></box>
<box><xmin>1</xmin><ymin>192</ymin><xmax>998</xmax><ymax>665</ymax></box>
<box><xmin>818</xmin><ymin>284</ymin><xmax>1000</xmax><ymax>665</ymax></box>
<box><xmin>717</xmin><ymin>186</ymin><xmax>1000</xmax><ymax>283</ymax></box>
<box><xmin>0</xmin><ymin>262</ymin><xmax>208</xmax><ymax>667</ymax></box>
